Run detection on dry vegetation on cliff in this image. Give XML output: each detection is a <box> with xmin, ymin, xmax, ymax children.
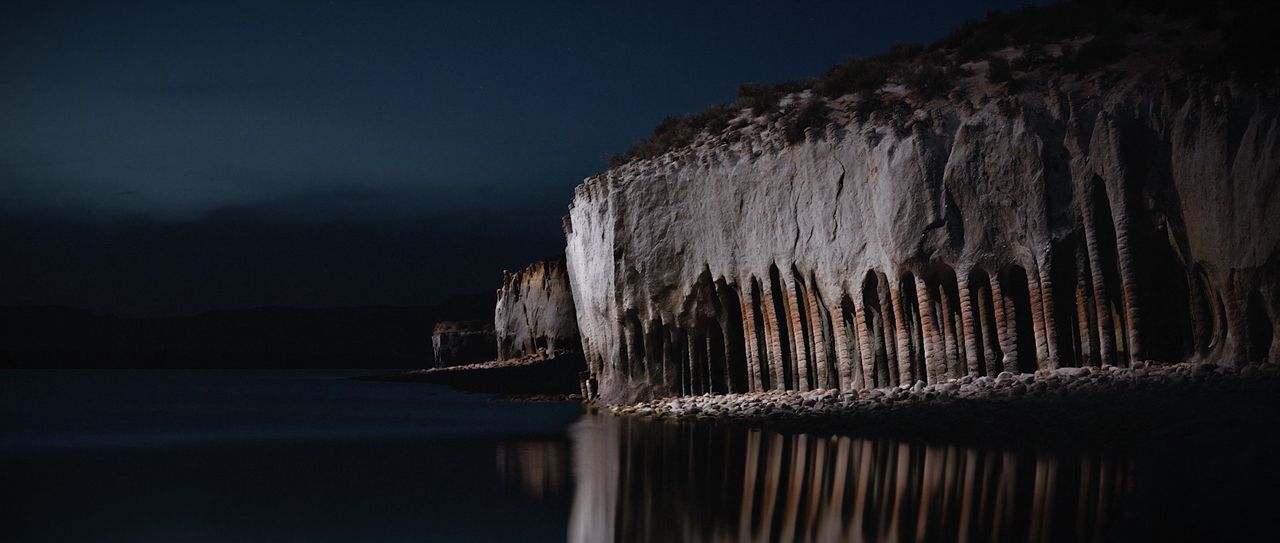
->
<box><xmin>608</xmin><ymin>0</ymin><xmax>1279</xmax><ymax>168</ymax></box>
<box><xmin>566</xmin><ymin>0</ymin><xmax>1280</xmax><ymax>405</ymax></box>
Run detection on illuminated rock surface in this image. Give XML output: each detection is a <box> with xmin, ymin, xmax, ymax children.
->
<box><xmin>495</xmin><ymin>257</ymin><xmax>581</xmax><ymax>360</ymax></box>
<box><xmin>564</xmin><ymin>21</ymin><xmax>1280</xmax><ymax>403</ymax></box>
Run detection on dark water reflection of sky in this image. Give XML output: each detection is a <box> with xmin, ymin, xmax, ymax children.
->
<box><xmin>3</xmin><ymin>370</ymin><xmax>1277</xmax><ymax>542</ymax></box>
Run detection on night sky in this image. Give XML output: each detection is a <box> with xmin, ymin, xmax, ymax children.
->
<box><xmin>1</xmin><ymin>0</ymin><xmax>1035</xmax><ymax>316</ymax></box>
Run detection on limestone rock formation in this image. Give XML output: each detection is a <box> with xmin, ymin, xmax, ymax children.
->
<box><xmin>431</xmin><ymin>320</ymin><xmax>497</xmax><ymax>367</ymax></box>
<box><xmin>564</xmin><ymin>13</ymin><xmax>1280</xmax><ymax>402</ymax></box>
<box><xmin>495</xmin><ymin>257</ymin><xmax>581</xmax><ymax>359</ymax></box>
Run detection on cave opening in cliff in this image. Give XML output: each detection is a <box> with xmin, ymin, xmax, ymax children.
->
<box><xmin>645</xmin><ymin>320</ymin><xmax>663</xmax><ymax>387</ymax></box>
<box><xmin>705</xmin><ymin>316</ymin><xmax>728</xmax><ymax>394</ymax></box>
<box><xmin>674</xmin><ymin>329</ymin><xmax>690</xmax><ymax>395</ymax></box>
<box><xmin>899</xmin><ymin>274</ymin><xmax>925</xmax><ymax>383</ymax></box>
<box><xmin>626</xmin><ymin>312</ymin><xmax>645</xmax><ymax>377</ymax></box>
<box><xmin>749</xmin><ymin>278</ymin><xmax>772</xmax><ymax>391</ymax></box>
<box><xmin>839</xmin><ymin>292</ymin><xmax>863</xmax><ymax>389</ymax></box>
<box><xmin>689</xmin><ymin>327</ymin><xmax>707</xmax><ymax>395</ymax></box>
<box><xmin>1051</xmin><ymin>236</ymin><xmax>1083</xmax><ymax>367</ymax></box>
<box><xmin>1134</xmin><ymin>223</ymin><xmax>1194</xmax><ymax>362</ymax></box>
<box><xmin>967</xmin><ymin>269</ymin><xmax>1001</xmax><ymax>376</ymax></box>
<box><xmin>1001</xmin><ymin>265</ymin><xmax>1038</xmax><ymax>373</ymax></box>
<box><xmin>862</xmin><ymin>272</ymin><xmax>889</xmax><ymax>388</ymax></box>
<box><xmin>769</xmin><ymin>265</ymin><xmax>795</xmax><ymax>390</ymax></box>
<box><xmin>1248</xmin><ymin>287</ymin><xmax>1274</xmax><ymax>363</ymax></box>
<box><xmin>716</xmin><ymin>282</ymin><xmax>750</xmax><ymax>394</ymax></box>
<box><xmin>1091</xmin><ymin>179</ymin><xmax>1129</xmax><ymax>364</ymax></box>
<box><xmin>665</xmin><ymin>324</ymin><xmax>686</xmax><ymax>391</ymax></box>
<box><xmin>616</xmin><ymin>324</ymin><xmax>630</xmax><ymax>378</ymax></box>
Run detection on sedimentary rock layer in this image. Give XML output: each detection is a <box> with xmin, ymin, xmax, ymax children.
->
<box><xmin>495</xmin><ymin>257</ymin><xmax>581</xmax><ymax>359</ymax></box>
<box><xmin>431</xmin><ymin>320</ymin><xmax>497</xmax><ymax>367</ymax></box>
<box><xmin>565</xmin><ymin>63</ymin><xmax>1279</xmax><ymax>402</ymax></box>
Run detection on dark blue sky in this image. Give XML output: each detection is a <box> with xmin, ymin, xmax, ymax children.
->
<box><xmin>1</xmin><ymin>0</ymin><xmax>1034</xmax><ymax>316</ymax></box>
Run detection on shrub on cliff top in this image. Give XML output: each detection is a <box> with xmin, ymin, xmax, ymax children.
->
<box><xmin>783</xmin><ymin>98</ymin><xmax>831</xmax><ymax>144</ymax></box>
<box><xmin>737</xmin><ymin>81</ymin><xmax>804</xmax><ymax>116</ymax></box>
<box><xmin>609</xmin><ymin>81</ymin><xmax>803</xmax><ymax>166</ymax></box>
<box><xmin>987</xmin><ymin>55</ymin><xmax>1013</xmax><ymax>83</ymax></box>
<box><xmin>607</xmin><ymin>0</ymin><xmax>1276</xmax><ymax>169</ymax></box>
<box><xmin>815</xmin><ymin>58</ymin><xmax>889</xmax><ymax>98</ymax></box>
<box><xmin>901</xmin><ymin>60</ymin><xmax>957</xmax><ymax>101</ymax></box>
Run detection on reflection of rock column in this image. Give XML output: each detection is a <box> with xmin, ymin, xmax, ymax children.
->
<box><xmin>779</xmin><ymin>434</ymin><xmax>807</xmax><ymax>542</ymax></box>
<box><xmin>758</xmin><ymin>433</ymin><xmax>785</xmax><ymax>540</ymax></box>
<box><xmin>818</xmin><ymin>437</ymin><xmax>852</xmax><ymax>542</ymax></box>
<box><xmin>568</xmin><ymin>417</ymin><xmax>618</xmax><ymax>543</ymax></box>
<box><xmin>738</xmin><ymin>429</ymin><xmax>761</xmax><ymax>537</ymax></box>
<box><xmin>1029</xmin><ymin>454</ymin><xmax>1058</xmax><ymax>541</ymax></box>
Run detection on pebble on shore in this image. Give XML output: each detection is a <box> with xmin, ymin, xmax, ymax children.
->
<box><xmin>606</xmin><ymin>362</ymin><xmax>1280</xmax><ymax>423</ymax></box>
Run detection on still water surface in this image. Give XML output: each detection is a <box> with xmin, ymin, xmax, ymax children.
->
<box><xmin>2</xmin><ymin>370</ymin><xmax>1275</xmax><ymax>542</ymax></box>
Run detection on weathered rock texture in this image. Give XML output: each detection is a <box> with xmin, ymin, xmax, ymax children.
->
<box><xmin>495</xmin><ymin>257</ymin><xmax>581</xmax><ymax>359</ymax></box>
<box><xmin>430</xmin><ymin>320</ymin><xmax>497</xmax><ymax>367</ymax></box>
<box><xmin>565</xmin><ymin>25</ymin><xmax>1280</xmax><ymax>403</ymax></box>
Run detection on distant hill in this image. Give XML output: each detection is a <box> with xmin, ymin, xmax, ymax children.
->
<box><xmin>0</xmin><ymin>292</ymin><xmax>493</xmax><ymax>369</ymax></box>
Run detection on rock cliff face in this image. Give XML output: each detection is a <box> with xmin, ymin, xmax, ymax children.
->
<box><xmin>564</xmin><ymin>22</ymin><xmax>1280</xmax><ymax>402</ymax></box>
<box><xmin>431</xmin><ymin>320</ymin><xmax>497</xmax><ymax>367</ymax></box>
<box><xmin>494</xmin><ymin>257</ymin><xmax>581</xmax><ymax>359</ymax></box>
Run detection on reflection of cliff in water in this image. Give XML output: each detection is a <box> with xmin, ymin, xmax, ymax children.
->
<box><xmin>569</xmin><ymin>415</ymin><xmax>1129</xmax><ymax>543</ymax></box>
<box><xmin>496</xmin><ymin>439</ymin><xmax>572</xmax><ymax>502</ymax></box>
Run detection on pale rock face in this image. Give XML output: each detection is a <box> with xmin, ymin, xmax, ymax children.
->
<box><xmin>431</xmin><ymin>320</ymin><xmax>497</xmax><ymax>367</ymax></box>
<box><xmin>494</xmin><ymin>257</ymin><xmax>581</xmax><ymax>359</ymax></box>
<box><xmin>565</xmin><ymin>75</ymin><xmax>1280</xmax><ymax>403</ymax></box>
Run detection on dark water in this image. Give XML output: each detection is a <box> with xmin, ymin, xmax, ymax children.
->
<box><xmin>3</xmin><ymin>371</ymin><xmax>1278</xmax><ymax>542</ymax></box>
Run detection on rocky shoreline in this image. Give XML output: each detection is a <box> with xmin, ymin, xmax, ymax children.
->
<box><xmin>606</xmin><ymin>362</ymin><xmax>1280</xmax><ymax>446</ymax></box>
<box><xmin>365</xmin><ymin>351</ymin><xmax>587</xmax><ymax>398</ymax></box>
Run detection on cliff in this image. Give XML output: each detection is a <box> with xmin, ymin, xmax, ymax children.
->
<box><xmin>430</xmin><ymin>320</ymin><xmax>497</xmax><ymax>367</ymax></box>
<box><xmin>564</xmin><ymin>7</ymin><xmax>1280</xmax><ymax>402</ymax></box>
<box><xmin>494</xmin><ymin>257</ymin><xmax>581</xmax><ymax>359</ymax></box>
